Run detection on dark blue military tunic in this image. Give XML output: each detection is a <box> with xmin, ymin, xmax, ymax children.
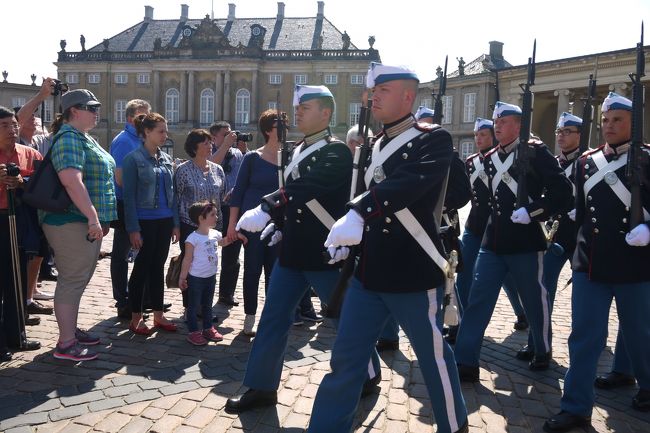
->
<box><xmin>350</xmin><ymin>117</ymin><xmax>453</xmax><ymax>292</ymax></box>
<box><xmin>572</xmin><ymin>143</ymin><xmax>650</xmax><ymax>283</ymax></box>
<box><xmin>267</xmin><ymin>129</ymin><xmax>352</xmax><ymax>271</ymax></box>
<box><xmin>482</xmin><ymin>140</ymin><xmax>573</xmax><ymax>254</ymax></box>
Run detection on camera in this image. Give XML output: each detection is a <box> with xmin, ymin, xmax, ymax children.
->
<box><xmin>6</xmin><ymin>163</ymin><xmax>20</xmax><ymax>177</ymax></box>
<box><xmin>51</xmin><ymin>79</ymin><xmax>69</xmax><ymax>96</ymax></box>
<box><xmin>233</xmin><ymin>131</ymin><xmax>253</xmax><ymax>142</ymax></box>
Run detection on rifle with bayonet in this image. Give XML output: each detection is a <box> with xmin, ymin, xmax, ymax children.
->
<box><xmin>578</xmin><ymin>70</ymin><xmax>597</xmax><ymax>155</ymax></box>
<box><xmin>432</xmin><ymin>56</ymin><xmax>448</xmax><ymax>125</ymax></box>
<box><xmin>626</xmin><ymin>23</ymin><xmax>647</xmax><ymax>229</ymax></box>
<box><xmin>514</xmin><ymin>40</ymin><xmax>536</xmax><ymax>209</ymax></box>
<box><xmin>325</xmin><ymin>98</ymin><xmax>373</xmax><ymax>319</ymax></box>
<box><xmin>276</xmin><ymin>91</ymin><xmax>290</xmax><ymax>189</ymax></box>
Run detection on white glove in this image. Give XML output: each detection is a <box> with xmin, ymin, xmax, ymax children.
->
<box><xmin>511</xmin><ymin>207</ymin><xmax>531</xmax><ymax>225</ymax></box>
<box><xmin>326</xmin><ymin>246</ymin><xmax>350</xmax><ymax>264</ymax></box>
<box><xmin>625</xmin><ymin>223</ymin><xmax>650</xmax><ymax>247</ymax></box>
<box><xmin>324</xmin><ymin>209</ymin><xmax>364</xmax><ymax>248</ymax></box>
<box><xmin>261</xmin><ymin>223</ymin><xmax>283</xmax><ymax>246</ymax></box>
<box><xmin>568</xmin><ymin>208</ymin><xmax>576</xmax><ymax>221</ymax></box>
<box><xmin>235</xmin><ymin>205</ymin><xmax>271</xmax><ymax>233</ymax></box>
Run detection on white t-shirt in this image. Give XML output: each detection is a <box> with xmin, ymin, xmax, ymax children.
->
<box><xmin>186</xmin><ymin>229</ymin><xmax>222</xmax><ymax>278</ymax></box>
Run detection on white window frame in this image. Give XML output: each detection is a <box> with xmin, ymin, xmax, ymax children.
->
<box><xmin>200</xmin><ymin>88</ymin><xmax>215</xmax><ymax>126</ymax></box>
<box><xmin>235</xmin><ymin>88</ymin><xmax>250</xmax><ymax>127</ymax></box>
<box><xmin>268</xmin><ymin>102</ymin><xmax>278</xmax><ymax>111</ymax></box>
<box><xmin>42</xmin><ymin>100</ymin><xmax>53</xmax><ymax>123</ymax></box>
<box><xmin>165</xmin><ymin>88</ymin><xmax>180</xmax><ymax>124</ymax></box>
<box><xmin>350</xmin><ymin>74</ymin><xmax>364</xmax><ymax>85</ymax></box>
<box><xmin>324</xmin><ymin>74</ymin><xmax>338</xmax><ymax>85</ymax></box>
<box><xmin>137</xmin><ymin>73</ymin><xmax>150</xmax><ymax>84</ymax></box>
<box><xmin>349</xmin><ymin>102</ymin><xmax>361</xmax><ymax>127</ymax></box>
<box><xmin>463</xmin><ymin>93</ymin><xmax>477</xmax><ymax>123</ymax></box>
<box><xmin>115</xmin><ymin>99</ymin><xmax>127</xmax><ymax>124</ymax></box>
<box><xmin>293</xmin><ymin>107</ymin><xmax>297</xmax><ymax>127</ymax></box>
<box><xmin>460</xmin><ymin>140</ymin><xmax>475</xmax><ymax>160</ymax></box>
<box><xmin>269</xmin><ymin>74</ymin><xmax>282</xmax><ymax>85</ymax></box>
<box><xmin>66</xmin><ymin>73</ymin><xmax>79</xmax><ymax>84</ymax></box>
<box><xmin>11</xmin><ymin>97</ymin><xmax>26</xmax><ymax>108</ymax></box>
<box><xmin>420</xmin><ymin>98</ymin><xmax>432</xmax><ymax>109</ymax></box>
<box><xmin>329</xmin><ymin>106</ymin><xmax>337</xmax><ymax>128</ymax></box>
<box><xmin>114</xmin><ymin>73</ymin><xmax>128</xmax><ymax>84</ymax></box>
<box><xmin>87</xmin><ymin>73</ymin><xmax>100</xmax><ymax>84</ymax></box>
<box><xmin>442</xmin><ymin>95</ymin><xmax>453</xmax><ymax>125</ymax></box>
<box><xmin>294</xmin><ymin>74</ymin><xmax>307</xmax><ymax>85</ymax></box>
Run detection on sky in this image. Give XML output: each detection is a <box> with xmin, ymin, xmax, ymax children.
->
<box><xmin>3</xmin><ymin>0</ymin><xmax>649</xmax><ymax>85</ymax></box>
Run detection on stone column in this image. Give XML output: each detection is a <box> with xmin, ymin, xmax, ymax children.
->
<box><xmin>215</xmin><ymin>72</ymin><xmax>223</xmax><ymax>120</ymax></box>
<box><xmin>153</xmin><ymin>70</ymin><xmax>160</xmax><ymax>112</ymax></box>
<box><xmin>554</xmin><ymin>89</ymin><xmax>571</xmax><ymax>118</ymax></box>
<box><xmin>187</xmin><ymin>71</ymin><xmax>195</xmax><ymax>125</ymax></box>
<box><xmin>250</xmin><ymin>69</ymin><xmax>258</xmax><ymax>123</ymax></box>
<box><xmin>223</xmin><ymin>71</ymin><xmax>231</xmax><ymax>123</ymax></box>
<box><xmin>180</xmin><ymin>71</ymin><xmax>187</xmax><ymax>123</ymax></box>
<box><xmin>609</xmin><ymin>83</ymin><xmax>628</xmax><ymax>96</ymax></box>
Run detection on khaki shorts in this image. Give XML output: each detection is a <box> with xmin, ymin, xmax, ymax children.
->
<box><xmin>42</xmin><ymin>222</ymin><xmax>102</xmax><ymax>306</ymax></box>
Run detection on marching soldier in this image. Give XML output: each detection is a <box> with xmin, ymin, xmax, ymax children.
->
<box><xmin>308</xmin><ymin>63</ymin><xmax>468</xmax><ymax>433</ymax></box>
<box><xmin>454</xmin><ymin>102</ymin><xmax>572</xmax><ymax>381</ymax></box>
<box><xmin>456</xmin><ymin>118</ymin><xmax>528</xmax><ymax>330</ymax></box>
<box><xmin>377</xmin><ymin>104</ymin><xmax>472</xmax><ymax>349</ymax></box>
<box><xmin>225</xmin><ymin>85</ymin><xmax>380</xmax><ymax>413</ymax></box>
<box><xmin>544</xmin><ymin>92</ymin><xmax>650</xmax><ymax>432</ymax></box>
<box><xmin>518</xmin><ymin>112</ymin><xmax>582</xmax><ymax>361</ymax></box>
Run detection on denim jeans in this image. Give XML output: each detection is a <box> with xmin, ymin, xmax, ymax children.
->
<box><xmin>186</xmin><ymin>274</ymin><xmax>217</xmax><ymax>332</ymax></box>
<box><xmin>110</xmin><ymin>224</ymin><xmax>131</xmax><ymax>309</ymax></box>
<box><xmin>241</xmin><ymin>229</ymin><xmax>278</xmax><ymax>315</ymax></box>
<box><xmin>218</xmin><ymin>205</ymin><xmax>242</xmax><ymax>300</ymax></box>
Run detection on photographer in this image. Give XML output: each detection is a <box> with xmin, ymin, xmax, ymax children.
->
<box><xmin>0</xmin><ymin>106</ymin><xmax>42</xmax><ymax>361</ymax></box>
<box><xmin>208</xmin><ymin>121</ymin><xmax>244</xmax><ymax>307</ymax></box>
<box><xmin>16</xmin><ymin>78</ymin><xmax>60</xmax><ymax>313</ymax></box>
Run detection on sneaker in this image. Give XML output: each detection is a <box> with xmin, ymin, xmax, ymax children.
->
<box><xmin>33</xmin><ymin>290</ymin><xmax>55</xmax><ymax>301</ymax></box>
<box><xmin>203</xmin><ymin>327</ymin><xmax>224</xmax><ymax>342</ymax></box>
<box><xmin>26</xmin><ymin>300</ymin><xmax>53</xmax><ymax>315</ymax></box>
<box><xmin>299</xmin><ymin>309</ymin><xmax>323</xmax><ymax>323</ymax></box>
<box><xmin>292</xmin><ymin>311</ymin><xmax>304</xmax><ymax>326</ymax></box>
<box><xmin>243</xmin><ymin>314</ymin><xmax>256</xmax><ymax>336</ymax></box>
<box><xmin>75</xmin><ymin>328</ymin><xmax>100</xmax><ymax>346</ymax></box>
<box><xmin>187</xmin><ymin>331</ymin><xmax>208</xmax><ymax>346</ymax></box>
<box><xmin>53</xmin><ymin>340</ymin><xmax>98</xmax><ymax>361</ymax></box>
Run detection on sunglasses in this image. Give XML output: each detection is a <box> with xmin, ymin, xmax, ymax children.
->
<box><xmin>75</xmin><ymin>105</ymin><xmax>101</xmax><ymax>113</ymax></box>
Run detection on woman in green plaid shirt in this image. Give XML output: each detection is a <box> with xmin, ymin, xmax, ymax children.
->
<box><xmin>42</xmin><ymin>89</ymin><xmax>116</xmax><ymax>362</ymax></box>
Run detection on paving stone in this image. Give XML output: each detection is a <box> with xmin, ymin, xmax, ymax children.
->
<box><xmin>49</xmin><ymin>404</ymin><xmax>89</xmax><ymax>422</ymax></box>
<box><xmin>88</xmin><ymin>397</ymin><xmax>125</xmax><ymax>412</ymax></box>
<box><xmin>149</xmin><ymin>414</ymin><xmax>184</xmax><ymax>433</ymax></box>
<box><xmin>93</xmin><ymin>411</ymin><xmax>132</xmax><ymax>432</ymax></box>
<box><xmin>0</xmin><ymin>412</ymin><xmax>49</xmax><ymax>430</ymax></box>
<box><xmin>124</xmin><ymin>390</ymin><xmax>162</xmax><ymax>404</ymax></box>
<box><xmin>116</xmin><ymin>417</ymin><xmax>153</xmax><ymax>433</ymax></box>
<box><xmin>74</xmin><ymin>409</ymin><xmax>115</xmax><ymax>427</ymax></box>
<box><xmin>159</xmin><ymin>381</ymin><xmax>200</xmax><ymax>396</ymax></box>
<box><xmin>169</xmin><ymin>399</ymin><xmax>198</xmax><ymax>417</ymax></box>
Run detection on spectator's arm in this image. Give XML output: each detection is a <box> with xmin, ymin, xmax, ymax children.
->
<box><xmin>17</xmin><ymin>78</ymin><xmax>55</xmax><ymax>128</ymax></box>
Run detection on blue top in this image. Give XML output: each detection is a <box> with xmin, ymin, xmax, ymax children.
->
<box><xmin>110</xmin><ymin>123</ymin><xmax>142</xmax><ymax>200</ymax></box>
<box><xmin>215</xmin><ymin>147</ymin><xmax>244</xmax><ymax>204</ymax></box>
<box><xmin>137</xmin><ymin>170</ymin><xmax>174</xmax><ymax>220</ymax></box>
<box><xmin>230</xmin><ymin>151</ymin><xmax>279</xmax><ymax>214</ymax></box>
<box><xmin>122</xmin><ymin>145</ymin><xmax>177</xmax><ymax>233</ymax></box>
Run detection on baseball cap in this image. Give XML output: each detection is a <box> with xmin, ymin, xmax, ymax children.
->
<box><xmin>61</xmin><ymin>89</ymin><xmax>101</xmax><ymax>111</ymax></box>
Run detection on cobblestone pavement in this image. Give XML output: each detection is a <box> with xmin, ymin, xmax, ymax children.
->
<box><xmin>1</xmin><ymin>210</ymin><xmax>649</xmax><ymax>432</ymax></box>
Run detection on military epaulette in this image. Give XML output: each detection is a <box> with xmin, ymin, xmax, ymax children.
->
<box><xmin>326</xmin><ymin>135</ymin><xmax>344</xmax><ymax>144</ymax></box>
<box><xmin>484</xmin><ymin>146</ymin><xmax>499</xmax><ymax>158</ymax></box>
<box><xmin>414</xmin><ymin>122</ymin><xmax>441</xmax><ymax>133</ymax></box>
<box><xmin>466</xmin><ymin>151</ymin><xmax>481</xmax><ymax>162</ymax></box>
<box><xmin>581</xmin><ymin>144</ymin><xmax>604</xmax><ymax>158</ymax></box>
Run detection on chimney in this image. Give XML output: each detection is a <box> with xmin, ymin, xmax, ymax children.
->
<box><xmin>277</xmin><ymin>2</ymin><xmax>285</xmax><ymax>20</ymax></box>
<box><xmin>317</xmin><ymin>1</ymin><xmax>324</xmax><ymax>19</ymax></box>
<box><xmin>228</xmin><ymin>3</ymin><xmax>236</xmax><ymax>21</ymax></box>
<box><xmin>181</xmin><ymin>4</ymin><xmax>189</xmax><ymax>21</ymax></box>
<box><xmin>489</xmin><ymin>41</ymin><xmax>504</xmax><ymax>61</ymax></box>
<box><xmin>144</xmin><ymin>5</ymin><xmax>153</xmax><ymax>22</ymax></box>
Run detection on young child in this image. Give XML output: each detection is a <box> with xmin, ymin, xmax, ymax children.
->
<box><xmin>179</xmin><ymin>201</ymin><xmax>238</xmax><ymax>345</ymax></box>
